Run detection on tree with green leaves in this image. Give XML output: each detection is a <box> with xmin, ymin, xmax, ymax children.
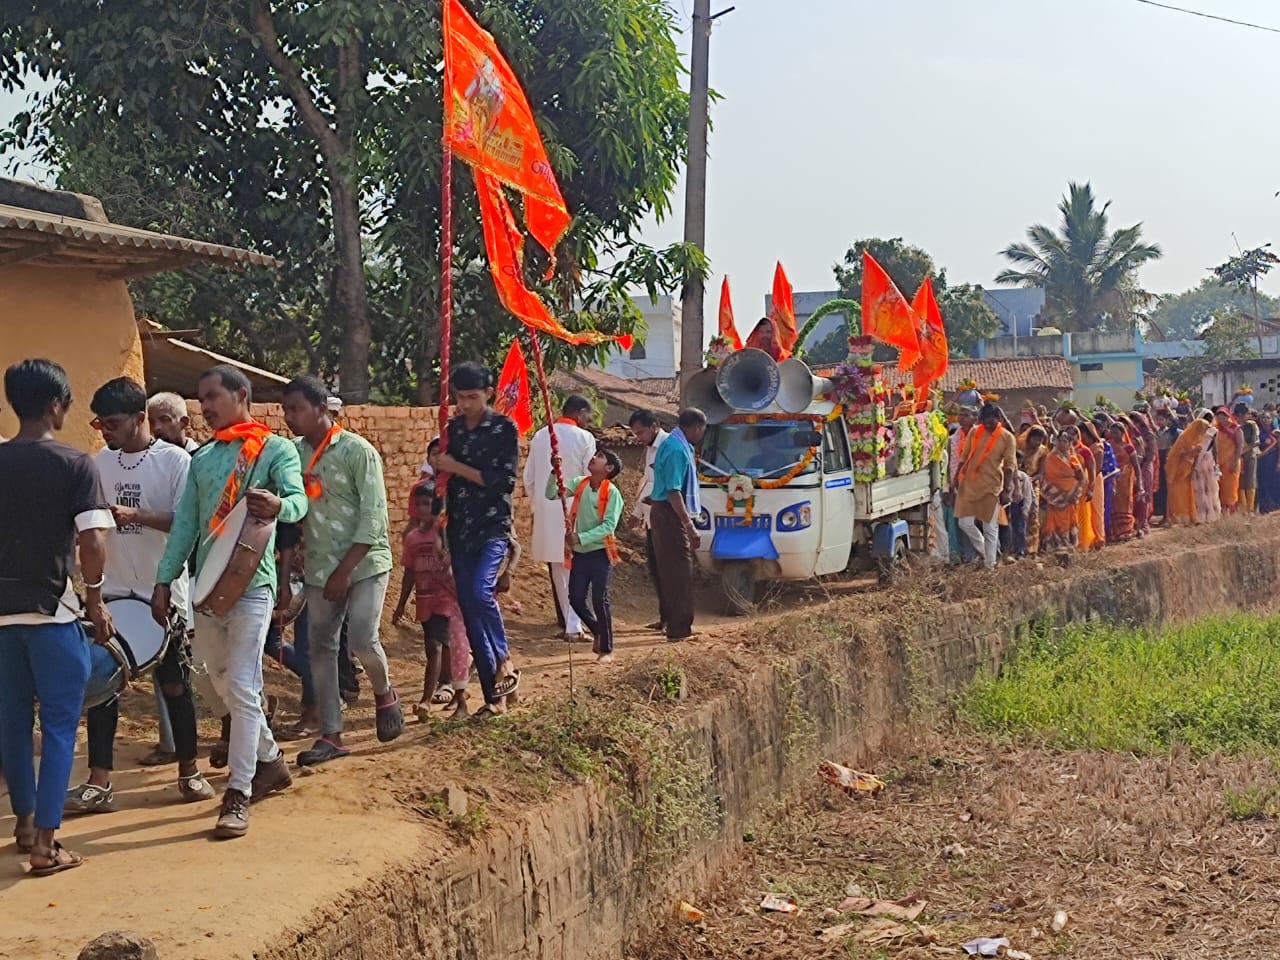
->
<box><xmin>1157</xmin><ymin>308</ymin><xmax>1260</xmax><ymax>397</ymax></box>
<box><xmin>1213</xmin><ymin>244</ymin><xmax>1279</xmax><ymax>357</ymax></box>
<box><xmin>0</xmin><ymin>0</ymin><xmax>703</xmax><ymax>402</ymax></box>
<box><xmin>1148</xmin><ymin>279</ymin><xmax>1280</xmax><ymax>342</ymax></box>
<box><xmin>831</xmin><ymin>237</ymin><xmax>1000</xmax><ymax>357</ymax></box>
<box><xmin>996</xmin><ymin>182</ymin><xmax>1162</xmax><ymax>333</ymax></box>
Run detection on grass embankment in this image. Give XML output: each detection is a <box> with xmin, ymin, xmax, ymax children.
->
<box><xmin>962</xmin><ymin>613</ymin><xmax>1280</xmax><ymax>755</ymax></box>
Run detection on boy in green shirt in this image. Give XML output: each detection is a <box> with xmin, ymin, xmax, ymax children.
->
<box><xmin>546</xmin><ymin>449</ymin><xmax>624</xmax><ymax>663</ymax></box>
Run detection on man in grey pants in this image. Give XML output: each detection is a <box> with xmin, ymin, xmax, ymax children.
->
<box><xmin>281</xmin><ymin>376</ymin><xmax>403</xmax><ymax>767</ymax></box>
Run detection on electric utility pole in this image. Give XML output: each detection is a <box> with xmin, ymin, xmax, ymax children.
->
<box><xmin>678</xmin><ymin>0</ymin><xmax>713</xmax><ymax>401</ymax></box>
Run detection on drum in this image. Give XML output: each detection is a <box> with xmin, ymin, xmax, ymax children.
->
<box><xmin>193</xmin><ymin>498</ymin><xmax>277</xmax><ymax>616</ymax></box>
<box><xmin>278</xmin><ymin>576</ymin><xmax>307</xmax><ymax>626</ymax></box>
<box><xmin>82</xmin><ymin>598</ymin><xmax>172</xmax><ymax>710</ymax></box>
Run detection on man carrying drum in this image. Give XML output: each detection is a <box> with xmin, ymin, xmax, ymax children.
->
<box><xmin>280</xmin><ymin>376</ymin><xmax>403</xmax><ymax>766</ymax></box>
<box><xmin>153</xmin><ymin>365</ymin><xmax>307</xmax><ymax>840</ymax></box>
<box><xmin>65</xmin><ymin>378</ymin><xmax>216</xmax><ymax>815</ymax></box>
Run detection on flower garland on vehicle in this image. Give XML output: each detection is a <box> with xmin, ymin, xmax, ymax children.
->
<box><xmin>893</xmin><ymin>414</ymin><xmax>924</xmax><ymax>475</ymax></box>
<box><xmin>704</xmin><ymin>335</ymin><xmax>734</xmax><ymax>368</ymax></box>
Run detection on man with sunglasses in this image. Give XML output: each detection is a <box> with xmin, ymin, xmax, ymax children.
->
<box><xmin>65</xmin><ymin>378</ymin><xmax>215</xmax><ymax>814</ymax></box>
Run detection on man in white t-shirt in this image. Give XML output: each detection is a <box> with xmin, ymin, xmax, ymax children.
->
<box><xmin>524</xmin><ymin>395</ymin><xmax>596</xmax><ymax>640</ymax></box>
<box><xmin>65</xmin><ymin>378</ymin><xmax>214</xmax><ymax>814</ymax></box>
<box><xmin>147</xmin><ymin>391</ymin><xmax>201</xmax><ymax>454</ymax></box>
<box><xmin>627</xmin><ymin>409</ymin><xmax>670</xmax><ymax>632</ymax></box>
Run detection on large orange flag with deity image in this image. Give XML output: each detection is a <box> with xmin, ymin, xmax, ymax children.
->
<box><xmin>718</xmin><ymin>276</ymin><xmax>742</xmax><ymax>349</ymax></box>
<box><xmin>910</xmin><ymin>277</ymin><xmax>949</xmax><ymax>389</ymax></box>
<box><xmin>861</xmin><ymin>251</ymin><xmax>921</xmax><ymax>369</ymax></box>
<box><xmin>443</xmin><ymin>0</ymin><xmax>569</xmax><ymax>259</ymax></box>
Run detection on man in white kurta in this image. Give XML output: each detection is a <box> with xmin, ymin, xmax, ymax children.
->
<box><xmin>523</xmin><ymin>395</ymin><xmax>596</xmax><ymax>639</ymax></box>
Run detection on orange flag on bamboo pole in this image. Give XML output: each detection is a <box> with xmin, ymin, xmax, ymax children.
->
<box><xmin>718</xmin><ymin>276</ymin><xmax>742</xmax><ymax>349</ymax></box>
<box><xmin>494</xmin><ymin>339</ymin><xmax>534</xmax><ymax>434</ymax></box>
<box><xmin>861</xmin><ymin>251</ymin><xmax>921</xmax><ymax>368</ymax></box>
<box><xmin>769</xmin><ymin>262</ymin><xmax>798</xmax><ymax>357</ymax></box>
<box><xmin>443</xmin><ymin>0</ymin><xmax>569</xmax><ymax>259</ymax></box>
<box><xmin>910</xmin><ymin>278</ymin><xmax>949</xmax><ymax>389</ymax></box>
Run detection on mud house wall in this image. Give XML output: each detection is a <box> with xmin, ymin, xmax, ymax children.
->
<box><xmin>257</xmin><ymin>525</ymin><xmax>1280</xmax><ymax>960</ymax></box>
<box><xmin>1</xmin><ymin>264</ymin><xmax>142</xmax><ymax>451</ymax></box>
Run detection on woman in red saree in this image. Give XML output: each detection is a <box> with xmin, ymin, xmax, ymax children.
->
<box><xmin>744</xmin><ymin>318</ymin><xmax>787</xmax><ymax>361</ymax></box>
<box><xmin>1106</xmin><ymin>422</ymin><xmax>1143</xmax><ymax>541</ymax></box>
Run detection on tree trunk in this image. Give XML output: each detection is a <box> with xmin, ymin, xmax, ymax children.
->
<box><xmin>331</xmin><ymin>171</ymin><xmax>371</xmax><ymax>401</ymax></box>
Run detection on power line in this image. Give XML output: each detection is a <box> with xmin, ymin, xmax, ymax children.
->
<box><xmin>1131</xmin><ymin>0</ymin><xmax>1280</xmax><ymax>34</ymax></box>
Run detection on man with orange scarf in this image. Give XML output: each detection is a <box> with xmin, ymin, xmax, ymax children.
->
<box><xmin>954</xmin><ymin>402</ymin><xmax>1017</xmax><ymax>569</ymax></box>
<box><xmin>154</xmin><ymin>366</ymin><xmax>307</xmax><ymax>840</ymax></box>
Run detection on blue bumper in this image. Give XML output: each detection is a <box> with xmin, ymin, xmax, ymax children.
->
<box><xmin>711</xmin><ymin>516</ymin><xmax>779</xmax><ymax>562</ymax></box>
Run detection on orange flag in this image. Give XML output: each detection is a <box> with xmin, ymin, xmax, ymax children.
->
<box><xmin>910</xmin><ymin>278</ymin><xmax>949</xmax><ymax>389</ymax></box>
<box><xmin>474</xmin><ymin>171</ymin><xmax>614</xmax><ymax>346</ymax></box>
<box><xmin>718</xmin><ymin>276</ymin><xmax>742</xmax><ymax>349</ymax></box>
<box><xmin>861</xmin><ymin>252</ymin><xmax>921</xmax><ymax>368</ymax></box>
<box><xmin>770</xmin><ymin>262</ymin><xmax>798</xmax><ymax>357</ymax></box>
<box><xmin>494</xmin><ymin>339</ymin><xmax>534</xmax><ymax>434</ymax></box>
<box><xmin>443</xmin><ymin>0</ymin><xmax>570</xmax><ymax>259</ymax></box>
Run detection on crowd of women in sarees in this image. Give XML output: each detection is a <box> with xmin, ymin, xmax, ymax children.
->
<box><xmin>1006</xmin><ymin>399</ymin><xmax>1272</xmax><ymax>566</ymax></box>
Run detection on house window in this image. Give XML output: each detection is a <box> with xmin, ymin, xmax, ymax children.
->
<box><xmin>629</xmin><ymin>342</ymin><xmax>647</xmax><ymax>360</ymax></box>
<box><xmin>1080</xmin><ymin>362</ymin><xmax>1103</xmax><ymax>372</ymax></box>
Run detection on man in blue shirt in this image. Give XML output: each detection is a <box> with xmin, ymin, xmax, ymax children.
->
<box><xmin>645</xmin><ymin>408</ymin><xmax>707</xmax><ymax>641</ymax></box>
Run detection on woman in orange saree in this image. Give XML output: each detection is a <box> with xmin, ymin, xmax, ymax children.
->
<box><xmin>1214</xmin><ymin>407</ymin><xmax>1242</xmax><ymax>513</ymax></box>
<box><xmin>1106</xmin><ymin>422</ymin><xmax>1142</xmax><ymax>541</ymax></box>
<box><xmin>1165</xmin><ymin>418</ymin><xmax>1208</xmax><ymax>526</ymax></box>
<box><xmin>1038</xmin><ymin>427</ymin><xmax>1086</xmax><ymax>561</ymax></box>
<box><xmin>1078</xmin><ymin>421</ymin><xmax>1107</xmax><ymax>551</ymax></box>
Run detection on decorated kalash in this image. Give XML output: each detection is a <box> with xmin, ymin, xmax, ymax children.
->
<box><xmin>687</xmin><ymin>255</ymin><xmax>951</xmax><ymax>612</ymax></box>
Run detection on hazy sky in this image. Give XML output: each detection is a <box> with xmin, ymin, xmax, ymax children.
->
<box><xmin>6</xmin><ymin>0</ymin><xmax>1280</xmax><ymax>325</ymax></box>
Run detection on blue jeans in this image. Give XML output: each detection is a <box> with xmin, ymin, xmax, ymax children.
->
<box><xmin>263</xmin><ymin>606</ymin><xmax>314</xmax><ymax>708</ymax></box>
<box><xmin>453</xmin><ymin>539</ymin><xmax>511</xmax><ymax>705</ymax></box>
<box><xmin>0</xmin><ymin>620</ymin><xmax>91</xmax><ymax>829</ymax></box>
<box><xmin>193</xmin><ymin>587</ymin><xmax>280</xmax><ymax>797</ymax></box>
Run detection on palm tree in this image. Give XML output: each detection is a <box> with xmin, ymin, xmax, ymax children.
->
<box><xmin>996</xmin><ymin>182</ymin><xmax>1162</xmax><ymax>332</ymax></box>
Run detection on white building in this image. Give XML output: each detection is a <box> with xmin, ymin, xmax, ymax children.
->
<box><xmin>601</xmin><ymin>294</ymin><xmax>681</xmax><ymax>379</ymax></box>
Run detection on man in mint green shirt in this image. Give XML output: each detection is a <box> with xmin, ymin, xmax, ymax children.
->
<box><xmin>546</xmin><ymin>448</ymin><xmax>625</xmax><ymax>663</ymax></box>
<box><xmin>153</xmin><ymin>366</ymin><xmax>307</xmax><ymax>840</ymax></box>
<box><xmin>281</xmin><ymin>376</ymin><xmax>402</xmax><ymax>767</ymax></box>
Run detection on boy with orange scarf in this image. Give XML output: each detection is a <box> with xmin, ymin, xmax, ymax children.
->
<box><xmin>547</xmin><ymin>449</ymin><xmax>625</xmax><ymax>663</ymax></box>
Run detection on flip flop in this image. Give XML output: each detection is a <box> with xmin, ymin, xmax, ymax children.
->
<box><xmin>430</xmin><ymin>685</ymin><xmax>454</xmax><ymax>706</ymax></box>
<box><xmin>209</xmin><ymin>740</ymin><xmax>229</xmax><ymax>769</ymax></box>
<box><xmin>28</xmin><ymin>842</ymin><xmax>84</xmax><ymax>877</ymax></box>
<box><xmin>274</xmin><ymin>723</ymin><xmax>319</xmax><ymax>743</ymax></box>
<box><xmin>470</xmin><ymin>703</ymin><xmax>506</xmax><ymax>723</ymax></box>
<box><xmin>296</xmin><ymin>737</ymin><xmax>351</xmax><ymax>767</ymax></box>
<box><xmin>138</xmin><ymin>747</ymin><xmax>178</xmax><ymax>767</ymax></box>
<box><xmin>13</xmin><ymin>819</ymin><xmax>35</xmax><ymax>854</ymax></box>
<box><xmin>375</xmin><ymin>691</ymin><xmax>405</xmax><ymax>743</ymax></box>
<box><xmin>494</xmin><ymin>669</ymin><xmax>521</xmax><ymax>699</ymax></box>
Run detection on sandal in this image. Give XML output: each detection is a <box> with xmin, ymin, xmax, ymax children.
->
<box><xmin>494</xmin><ymin>669</ymin><xmax>521</xmax><ymax>699</ymax></box>
<box><xmin>273</xmin><ymin>722</ymin><xmax>319</xmax><ymax>743</ymax></box>
<box><xmin>296</xmin><ymin>737</ymin><xmax>351</xmax><ymax>768</ymax></box>
<box><xmin>28</xmin><ymin>841</ymin><xmax>84</xmax><ymax>877</ymax></box>
<box><xmin>209</xmin><ymin>740</ymin><xmax>229</xmax><ymax>769</ymax></box>
<box><xmin>470</xmin><ymin>703</ymin><xmax>506</xmax><ymax>723</ymax></box>
<box><xmin>375</xmin><ymin>691</ymin><xmax>405</xmax><ymax>743</ymax></box>
<box><xmin>138</xmin><ymin>746</ymin><xmax>178</xmax><ymax>767</ymax></box>
<box><xmin>13</xmin><ymin>816</ymin><xmax>36</xmax><ymax>853</ymax></box>
<box><xmin>430</xmin><ymin>685</ymin><xmax>454</xmax><ymax>706</ymax></box>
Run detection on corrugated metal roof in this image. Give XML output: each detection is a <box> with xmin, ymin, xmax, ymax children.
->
<box><xmin>0</xmin><ymin>203</ymin><xmax>279</xmax><ymax>273</ymax></box>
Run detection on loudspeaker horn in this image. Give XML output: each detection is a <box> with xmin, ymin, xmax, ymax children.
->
<box><xmin>685</xmin><ymin>367</ymin><xmax>733</xmax><ymax>425</ymax></box>
<box><xmin>776</xmin><ymin>358</ymin><xmax>836</xmax><ymax>414</ymax></box>
<box><xmin>716</xmin><ymin>348</ymin><xmax>781</xmax><ymax>413</ymax></box>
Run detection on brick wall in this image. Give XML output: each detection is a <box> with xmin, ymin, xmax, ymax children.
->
<box><xmin>185</xmin><ymin>402</ymin><xmax>534</xmax><ymax>532</ymax></box>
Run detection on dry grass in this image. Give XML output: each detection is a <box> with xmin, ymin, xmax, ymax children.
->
<box><xmin>631</xmin><ymin>729</ymin><xmax>1280</xmax><ymax>960</ymax></box>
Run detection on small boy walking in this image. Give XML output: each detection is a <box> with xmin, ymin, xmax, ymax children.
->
<box><xmin>547</xmin><ymin>449</ymin><xmax>624</xmax><ymax>663</ymax></box>
<box><xmin>393</xmin><ymin>484</ymin><xmax>472</xmax><ymax>721</ymax></box>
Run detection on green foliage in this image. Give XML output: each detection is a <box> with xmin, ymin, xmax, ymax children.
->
<box><xmin>996</xmin><ymin>182</ymin><xmax>1162</xmax><ymax>332</ymax></box>
<box><xmin>1213</xmin><ymin>245</ymin><xmax>1279</xmax><ymax>295</ymax></box>
<box><xmin>1149</xmin><ymin>279</ymin><xmax>1279</xmax><ymax>341</ymax></box>
<box><xmin>1224</xmin><ymin>784</ymin><xmax>1280</xmax><ymax>821</ymax></box>
<box><xmin>0</xmin><ymin>0</ymin><xmax>696</xmax><ymax>402</ymax></box>
<box><xmin>1156</xmin><ymin>307</ymin><xmax>1260</xmax><ymax>396</ymax></box>
<box><xmin>962</xmin><ymin>614</ymin><xmax>1280</xmax><ymax>756</ymax></box>
<box><xmin>833</xmin><ymin>238</ymin><xmax>1000</xmax><ymax>357</ymax></box>
<box><xmin>804</xmin><ymin>324</ymin><xmax>852</xmax><ymax>366</ymax></box>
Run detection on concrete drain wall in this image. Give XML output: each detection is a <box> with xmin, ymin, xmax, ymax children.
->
<box><xmin>263</xmin><ymin>529</ymin><xmax>1280</xmax><ymax>960</ymax></box>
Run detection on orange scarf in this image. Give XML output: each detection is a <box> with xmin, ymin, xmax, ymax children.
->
<box><xmin>565</xmin><ymin>477</ymin><xmax>620</xmax><ymax>567</ymax></box>
<box><xmin>303</xmin><ymin>424</ymin><xmax>343</xmax><ymax>499</ymax></box>
<box><xmin>555</xmin><ymin>417</ymin><xmax>579</xmax><ymax>427</ymax></box>
<box><xmin>958</xmin><ymin>423</ymin><xmax>1006</xmax><ymax>485</ymax></box>
<box><xmin>210</xmin><ymin>420</ymin><xmax>274</xmax><ymax>533</ymax></box>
